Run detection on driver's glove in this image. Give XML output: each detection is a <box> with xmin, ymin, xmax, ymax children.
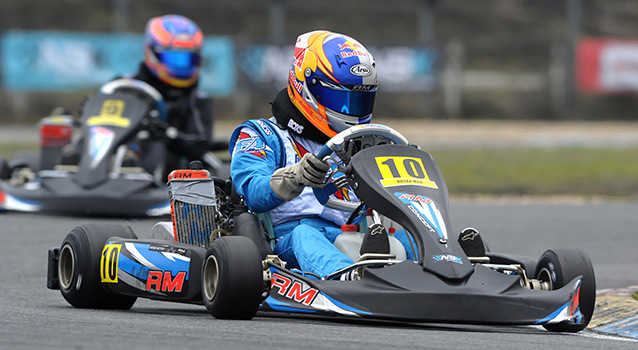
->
<box><xmin>270</xmin><ymin>153</ymin><xmax>330</xmax><ymax>201</ymax></box>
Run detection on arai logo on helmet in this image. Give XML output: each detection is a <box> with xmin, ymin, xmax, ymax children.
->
<box><xmin>350</xmin><ymin>64</ymin><xmax>372</xmax><ymax>77</ymax></box>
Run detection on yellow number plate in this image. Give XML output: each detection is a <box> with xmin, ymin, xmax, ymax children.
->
<box><xmin>100</xmin><ymin>243</ymin><xmax>121</xmax><ymax>283</ymax></box>
<box><xmin>375</xmin><ymin>156</ymin><xmax>438</xmax><ymax>188</ymax></box>
<box><xmin>87</xmin><ymin>99</ymin><xmax>130</xmax><ymax>128</ymax></box>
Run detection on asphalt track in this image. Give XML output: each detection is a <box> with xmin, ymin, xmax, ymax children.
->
<box><xmin>1</xmin><ymin>200</ymin><xmax>637</xmax><ymax>349</ymax></box>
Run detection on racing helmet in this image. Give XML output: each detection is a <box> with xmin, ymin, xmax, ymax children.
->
<box><xmin>288</xmin><ymin>31</ymin><xmax>378</xmax><ymax>139</ymax></box>
<box><xmin>144</xmin><ymin>15</ymin><xmax>203</xmax><ymax>88</ymax></box>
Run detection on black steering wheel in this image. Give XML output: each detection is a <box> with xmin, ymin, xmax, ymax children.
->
<box><xmin>313</xmin><ymin>124</ymin><xmax>410</xmax><ymax>211</ymax></box>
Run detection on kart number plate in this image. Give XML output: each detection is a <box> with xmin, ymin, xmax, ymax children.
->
<box><xmin>100</xmin><ymin>243</ymin><xmax>122</xmax><ymax>283</ymax></box>
<box><xmin>88</xmin><ymin>99</ymin><xmax>130</xmax><ymax>128</ymax></box>
<box><xmin>375</xmin><ymin>156</ymin><xmax>438</xmax><ymax>189</ymax></box>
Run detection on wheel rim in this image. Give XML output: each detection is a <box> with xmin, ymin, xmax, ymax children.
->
<box><xmin>58</xmin><ymin>244</ymin><xmax>75</xmax><ymax>291</ymax></box>
<box><xmin>537</xmin><ymin>267</ymin><xmax>553</xmax><ymax>290</ymax></box>
<box><xmin>203</xmin><ymin>255</ymin><xmax>220</xmax><ymax>302</ymax></box>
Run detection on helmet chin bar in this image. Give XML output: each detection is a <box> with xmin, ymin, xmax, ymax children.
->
<box><xmin>325</xmin><ymin>107</ymin><xmax>366</xmax><ymax>133</ymax></box>
<box><xmin>302</xmin><ymin>82</ymin><xmax>368</xmax><ymax>135</ymax></box>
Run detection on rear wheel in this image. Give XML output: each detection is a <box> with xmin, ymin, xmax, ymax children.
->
<box><xmin>9</xmin><ymin>150</ymin><xmax>39</xmax><ymax>172</ymax></box>
<box><xmin>201</xmin><ymin>236</ymin><xmax>263</xmax><ymax>319</ymax></box>
<box><xmin>535</xmin><ymin>249</ymin><xmax>596</xmax><ymax>332</ymax></box>
<box><xmin>58</xmin><ymin>223</ymin><xmax>138</xmax><ymax>309</ymax></box>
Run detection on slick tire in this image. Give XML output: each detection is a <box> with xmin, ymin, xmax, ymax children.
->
<box><xmin>535</xmin><ymin>249</ymin><xmax>596</xmax><ymax>333</ymax></box>
<box><xmin>202</xmin><ymin>236</ymin><xmax>263</xmax><ymax>320</ymax></box>
<box><xmin>232</xmin><ymin>212</ymin><xmax>273</xmax><ymax>259</ymax></box>
<box><xmin>9</xmin><ymin>150</ymin><xmax>39</xmax><ymax>172</ymax></box>
<box><xmin>58</xmin><ymin>223</ymin><xmax>138</xmax><ymax>309</ymax></box>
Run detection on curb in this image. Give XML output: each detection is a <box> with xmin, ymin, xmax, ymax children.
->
<box><xmin>588</xmin><ymin>285</ymin><xmax>638</xmax><ymax>339</ymax></box>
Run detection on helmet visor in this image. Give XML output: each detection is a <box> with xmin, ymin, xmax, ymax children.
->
<box><xmin>156</xmin><ymin>50</ymin><xmax>201</xmax><ymax>77</ymax></box>
<box><xmin>308</xmin><ymin>79</ymin><xmax>376</xmax><ymax>117</ymax></box>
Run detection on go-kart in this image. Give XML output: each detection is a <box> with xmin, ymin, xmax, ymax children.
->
<box><xmin>0</xmin><ymin>78</ymin><xmax>223</xmax><ymax>217</ymax></box>
<box><xmin>46</xmin><ymin>124</ymin><xmax>595</xmax><ymax>333</ymax></box>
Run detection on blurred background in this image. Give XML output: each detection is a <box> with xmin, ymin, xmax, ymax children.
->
<box><xmin>1</xmin><ymin>0</ymin><xmax>638</xmax><ymax>198</ymax></box>
<box><xmin>1</xmin><ymin>0</ymin><xmax>637</xmax><ymax>123</ymax></box>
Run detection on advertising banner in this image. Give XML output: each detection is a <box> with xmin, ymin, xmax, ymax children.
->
<box><xmin>577</xmin><ymin>38</ymin><xmax>638</xmax><ymax>94</ymax></box>
<box><xmin>1</xmin><ymin>31</ymin><xmax>235</xmax><ymax>96</ymax></box>
<box><xmin>237</xmin><ymin>45</ymin><xmax>438</xmax><ymax>92</ymax></box>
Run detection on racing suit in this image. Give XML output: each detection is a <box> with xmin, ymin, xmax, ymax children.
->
<box><xmin>230</xmin><ymin>91</ymin><xmax>418</xmax><ymax>278</ymax></box>
<box><xmin>229</xmin><ymin>86</ymin><xmax>373</xmax><ymax>277</ymax></box>
<box><xmin>230</xmin><ymin>119</ymin><xmax>356</xmax><ymax>278</ymax></box>
<box><xmin>133</xmin><ymin>63</ymin><xmax>213</xmax><ymax>180</ymax></box>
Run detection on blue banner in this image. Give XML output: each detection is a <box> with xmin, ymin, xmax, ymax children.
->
<box><xmin>1</xmin><ymin>31</ymin><xmax>235</xmax><ymax>96</ymax></box>
<box><xmin>237</xmin><ymin>45</ymin><xmax>438</xmax><ymax>92</ymax></box>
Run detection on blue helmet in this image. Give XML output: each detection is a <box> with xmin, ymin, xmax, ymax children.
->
<box><xmin>144</xmin><ymin>15</ymin><xmax>203</xmax><ymax>88</ymax></box>
<box><xmin>287</xmin><ymin>31</ymin><xmax>378</xmax><ymax>138</ymax></box>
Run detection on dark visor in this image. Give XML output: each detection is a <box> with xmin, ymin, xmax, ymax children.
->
<box><xmin>308</xmin><ymin>79</ymin><xmax>377</xmax><ymax>117</ymax></box>
<box><xmin>156</xmin><ymin>50</ymin><xmax>200</xmax><ymax>75</ymax></box>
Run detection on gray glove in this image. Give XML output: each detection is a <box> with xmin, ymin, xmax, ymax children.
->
<box><xmin>270</xmin><ymin>153</ymin><xmax>330</xmax><ymax>201</ymax></box>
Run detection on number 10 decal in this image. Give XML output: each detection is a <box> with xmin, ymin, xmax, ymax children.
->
<box><xmin>101</xmin><ymin>243</ymin><xmax>121</xmax><ymax>283</ymax></box>
<box><xmin>375</xmin><ymin>156</ymin><xmax>438</xmax><ymax>189</ymax></box>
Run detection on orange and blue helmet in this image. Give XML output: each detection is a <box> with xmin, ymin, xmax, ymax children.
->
<box><xmin>288</xmin><ymin>30</ymin><xmax>378</xmax><ymax>138</ymax></box>
<box><xmin>144</xmin><ymin>15</ymin><xmax>203</xmax><ymax>88</ymax></box>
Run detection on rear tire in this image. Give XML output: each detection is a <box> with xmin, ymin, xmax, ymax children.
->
<box><xmin>201</xmin><ymin>236</ymin><xmax>263</xmax><ymax>319</ymax></box>
<box><xmin>9</xmin><ymin>150</ymin><xmax>39</xmax><ymax>172</ymax></box>
<box><xmin>535</xmin><ymin>249</ymin><xmax>596</xmax><ymax>332</ymax></box>
<box><xmin>232</xmin><ymin>212</ymin><xmax>273</xmax><ymax>259</ymax></box>
<box><xmin>58</xmin><ymin>223</ymin><xmax>138</xmax><ymax>309</ymax></box>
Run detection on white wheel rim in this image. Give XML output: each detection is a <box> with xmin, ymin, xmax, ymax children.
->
<box><xmin>58</xmin><ymin>244</ymin><xmax>75</xmax><ymax>291</ymax></box>
<box><xmin>203</xmin><ymin>255</ymin><xmax>220</xmax><ymax>302</ymax></box>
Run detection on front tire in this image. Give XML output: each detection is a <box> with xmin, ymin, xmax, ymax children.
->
<box><xmin>58</xmin><ymin>223</ymin><xmax>138</xmax><ymax>309</ymax></box>
<box><xmin>0</xmin><ymin>157</ymin><xmax>9</xmax><ymax>180</ymax></box>
<box><xmin>535</xmin><ymin>249</ymin><xmax>596</xmax><ymax>332</ymax></box>
<box><xmin>201</xmin><ymin>236</ymin><xmax>263</xmax><ymax>319</ymax></box>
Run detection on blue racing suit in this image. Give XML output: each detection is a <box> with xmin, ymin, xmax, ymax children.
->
<box><xmin>229</xmin><ymin>118</ymin><xmax>416</xmax><ymax>278</ymax></box>
<box><xmin>229</xmin><ymin>118</ymin><xmax>357</xmax><ymax>277</ymax></box>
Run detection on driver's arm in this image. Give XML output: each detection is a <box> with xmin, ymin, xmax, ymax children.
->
<box><xmin>230</xmin><ymin>128</ymin><xmax>284</xmax><ymax>213</ymax></box>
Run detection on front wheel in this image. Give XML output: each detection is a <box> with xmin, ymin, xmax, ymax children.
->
<box><xmin>0</xmin><ymin>157</ymin><xmax>9</xmax><ymax>180</ymax></box>
<box><xmin>58</xmin><ymin>223</ymin><xmax>138</xmax><ymax>309</ymax></box>
<box><xmin>535</xmin><ymin>249</ymin><xmax>596</xmax><ymax>332</ymax></box>
<box><xmin>201</xmin><ymin>236</ymin><xmax>263</xmax><ymax>319</ymax></box>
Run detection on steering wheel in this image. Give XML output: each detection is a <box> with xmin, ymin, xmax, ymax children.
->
<box><xmin>313</xmin><ymin>124</ymin><xmax>410</xmax><ymax>211</ymax></box>
<box><xmin>99</xmin><ymin>78</ymin><xmax>167</xmax><ymax>121</ymax></box>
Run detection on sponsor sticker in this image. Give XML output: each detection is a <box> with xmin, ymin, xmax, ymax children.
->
<box><xmin>433</xmin><ymin>254</ymin><xmax>463</xmax><ymax>264</ymax></box>
<box><xmin>146</xmin><ymin>271</ymin><xmax>187</xmax><ymax>292</ymax></box>
<box><xmin>271</xmin><ymin>272</ymin><xmax>319</xmax><ymax>306</ymax></box>
<box><xmin>148</xmin><ymin>245</ymin><xmax>188</xmax><ymax>255</ymax></box>
<box><xmin>395</xmin><ymin>192</ymin><xmax>448</xmax><ymax>240</ymax></box>
<box><xmin>350</xmin><ymin>64</ymin><xmax>372</xmax><ymax>77</ymax></box>
<box><xmin>287</xmin><ymin>118</ymin><xmax>304</xmax><ymax>134</ymax></box>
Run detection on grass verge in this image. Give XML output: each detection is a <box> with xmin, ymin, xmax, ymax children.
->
<box><xmin>2</xmin><ymin>143</ymin><xmax>638</xmax><ymax>198</ymax></box>
<box><xmin>431</xmin><ymin>148</ymin><xmax>638</xmax><ymax>198</ymax></box>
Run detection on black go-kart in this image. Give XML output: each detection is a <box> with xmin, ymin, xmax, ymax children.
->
<box><xmin>46</xmin><ymin>124</ymin><xmax>595</xmax><ymax>333</ymax></box>
<box><xmin>0</xmin><ymin>78</ymin><xmax>223</xmax><ymax>217</ymax></box>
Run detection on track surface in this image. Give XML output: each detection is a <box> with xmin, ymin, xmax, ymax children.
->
<box><xmin>2</xmin><ymin>200</ymin><xmax>637</xmax><ymax>349</ymax></box>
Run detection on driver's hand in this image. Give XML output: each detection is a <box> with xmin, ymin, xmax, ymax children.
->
<box><xmin>270</xmin><ymin>153</ymin><xmax>330</xmax><ymax>201</ymax></box>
